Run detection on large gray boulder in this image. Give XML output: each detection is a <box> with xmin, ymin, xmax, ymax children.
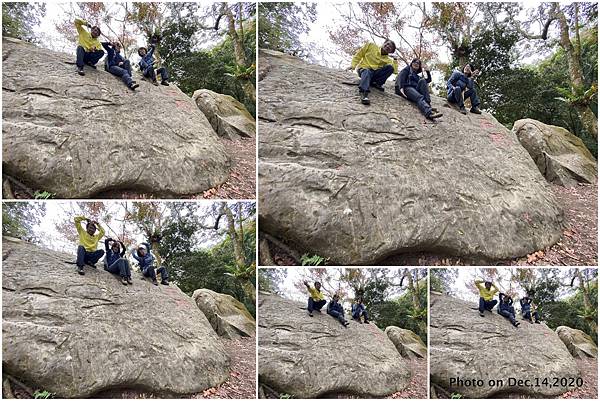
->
<box><xmin>430</xmin><ymin>293</ymin><xmax>580</xmax><ymax>398</ymax></box>
<box><xmin>2</xmin><ymin>38</ymin><xmax>231</xmax><ymax>198</ymax></box>
<box><xmin>192</xmin><ymin>288</ymin><xmax>256</xmax><ymax>339</ymax></box>
<box><xmin>556</xmin><ymin>326</ymin><xmax>598</xmax><ymax>358</ymax></box>
<box><xmin>258</xmin><ymin>293</ymin><xmax>411</xmax><ymax>398</ymax></box>
<box><xmin>512</xmin><ymin>119</ymin><xmax>597</xmax><ymax>186</ymax></box>
<box><xmin>385</xmin><ymin>326</ymin><xmax>427</xmax><ymax>358</ymax></box>
<box><xmin>2</xmin><ymin>238</ymin><xmax>230</xmax><ymax>398</ymax></box>
<box><xmin>192</xmin><ymin>89</ymin><xmax>255</xmax><ymax>139</ymax></box>
<box><xmin>258</xmin><ymin>49</ymin><xmax>564</xmax><ymax>265</ymax></box>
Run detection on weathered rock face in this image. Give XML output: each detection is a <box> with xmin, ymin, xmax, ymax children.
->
<box><xmin>192</xmin><ymin>89</ymin><xmax>255</xmax><ymax>139</ymax></box>
<box><xmin>192</xmin><ymin>288</ymin><xmax>256</xmax><ymax>339</ymax></box>
<box><xmin>258</xmin><ymin>49</ymin><xmax>564</xmax><ymax>265</ymax></box>
<box><xmin>2</xmin><ymin>38</ymin><xmax>231</xmax><ymax>198</ymax></box>
<box><xmin>2</xmin><ymin>238</ymin><xmax>230</xmax><ymax>398</ymax></box>
<box><xmin>513</xmin><ymin>119</ymin><xmax>597</xmax><ymax>186</ymax></box>
<box><xmin>385</xmin><ymin>326</ymin><xmax>427</xmax><ymax>358</ymax></box>
<box><xmin>556</xmin><ymin>326</ymin><xmax>598</xmax><ymax>358</ymax></box>
<box><xmin>430</xmin><ymin>293</ymin><xmax>580</xmax><ymax>398</ymax></box>
<box><xmin>258</xmin><ymin>293</ymin><xmax>411</xmax><ymax>398</ymax></box>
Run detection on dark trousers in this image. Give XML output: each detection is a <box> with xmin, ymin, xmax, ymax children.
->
<box><xmin>108</xmin><ymin>60</ymin><xmax>133</xmax><ymax>86</ymax></box>
<box><xmin>143</xmin><ymin>66</ymin><xmax>169</xmax><ymax>82</ymax></box>
<box><xmin>499</xmin><ymin>309</ymin><xmax>517</xmax><ymax>325</ymax></box>
<box><xmin>447</xmin><ymin>86</ymin><xmax>480</xmax><ymax>109</ymax></box>
<box><xmin>352</xmin><ymin>308</ymin><xmax>369</xmax><ymax>320</ymax></box>
<box><xmin>358</xmin><ymin>64</ymin><xmax>394</xmax><ymax>93</ymax></box>
<box><xmin>76</xmin><ymin>245</ymin><xmax>105</xmax><ymax>268</ymax></box>
<box><xmin>479</xmin><ymin>297</ymin><xmax>497</xmax><ymax>313</ymax></box>
<box><xmin>105</xmin><ymin>258</ymin><xmax>131</xmax><ymax>278</ymax></box>
<box><xmin>523</xmin><ymin>310</ymin><xmax>540</xmax><ymax>322</ymax></box>
<box><xmin>76</xmin><ymin>46</ymin><xmax>104</xmax><ymax>69</ymax></box>
<box><xmin>403</xmin><ymin>78</ymin><xmax>433</xmax><ymax>117</ymax></box>
<box><xmin>142</xmin><ymin>265</ymin><xmax>168</xmax><ymax>281</ymax></box>
<box><xmin>308</xmin><ymin>298</ymin><xmax>326</xmax><ymax>313</ymax></box>
<box><xmin>328</xmin><ymin>309</ymin><xmax>347</xmax><ymax>325</ymax></box>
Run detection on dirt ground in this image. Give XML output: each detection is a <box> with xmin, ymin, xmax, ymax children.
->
<box><xmin>261</xmin><ymin>183</ymin><xmax>597</xmax><ymax>266</ymax></box>
<box><xmin>390</xmin><ymin>357</ymin><xmax>428</xmax><ymax>399</ymax></box>
<box><xmin>557</xmin><ymin>357</ymin><xmax>598</xmax><ymax>399</ymax></box>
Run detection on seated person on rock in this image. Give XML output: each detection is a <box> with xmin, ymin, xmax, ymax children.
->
<box><xmin>395</xmin><ymin>58</ymin><xmax>442</xmax><ymax>121</ymax></box>
<box><xmin>132</xmin><ymin>242</ymin><xmax>169</xmax><ymax>286</ymax></box>
<box><xmin>74</xmin><ymin>18</ymin><xmax>105</xmax><ymax>76</ymax></box>
<box><xmin>74</xmin><ymin>216</ymin><xmax>105</xmax><ymax>275</ymax></box>
<box><xmin>351</xmin><ymin>296</ymin><xmax>369</xmax><ymax>324</ymax></box>
<box><xmin>304</xmin><ymin>280</ymin><xmax>326</xmax><ymax>317</ymax></box>
<box><xmin>520</xmin><ymin>294</ymin><xmax>541</xmax><ymax>324</ymax></box>
<box><xmin>102</xmin><ymin>41</ymin><xmax>139</xmax><ymax>90</ymax></box>
<box><xmin>475</xmin><ymin>279</ymin><xmax>498</xmax><ymax>317</ymax></box>
<box><xmin>327</xmin><ymin>293</ymin><xmax>350</xmax><ymax>327</ymax></box>
<box><xmin>498</xmin><ymin>293</ymin><xmax>520</xmax><ymax>328</ymax></box>
<box><xmin>348</xmin><ymin>39</ymin><xmax>398</xmax><ymax>105</ymax></box>
<box><xmin>104</xmin><ymin>238</ymin><xmax>132</xmax><ymax>286</ymax></box>
<box><xmin>138</xmin><ymin>38</ymin><xmax>169</xmax><ymax>87</ymax></box>
<box><xmin>446</xmin><ymin>63</ymin><xmax>482</xmax><ymax>115</ymax></box>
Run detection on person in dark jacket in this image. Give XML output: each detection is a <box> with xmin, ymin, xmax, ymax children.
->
<box><xmin>138</xmin><ymin>44</ymin><xmax>169</xmax><ymax>86</ymax></box>
<box><xmin>327</xmin><ymin>294</ymin><xmax>349</xmax><ymax>327</ymax></box>
<box><xmin>446</xmin><ymin>63</ymin><xmax>482</xmax><ymax>115</ymax></box>
<box><xmin>102</xmin><ymin>41</ymin><xmax>139</xmax><ymax>90</ymax></box>
<box><xmin>395</xmin><ymin>59</ymin><xmax>443</xmax><ymax>120</ymax></box>
<box><xmin>498</xmin><ymin>293</ymin><xmax>520</xmax><ymax>327</ymax></box>
<box><xmin>132</xmin><ymin>242</ymin><xmax>169</xmax><ymax>286</ymax></box>
<box><xmin>520</xmin><ymin>295</ymin><xmax>541</xmax><ymax>324</ymax></box>
<box><xmin>351</xmin><ymin>296</ymin><xmax>369</xmax><ymax>324</ymax></box>
<box><xmin>104</xmin><ymin>238</ymin><xmax>132</xmax><ymax>285</ymax></box>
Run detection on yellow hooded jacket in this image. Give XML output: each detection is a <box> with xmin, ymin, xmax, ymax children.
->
<box><xmin>74</xmin><ymin>216</ymin><xmax>105</xmax><ymax>252</ymax></box>
<box><xmin>351</xmin><ymin>42</ymin><xmax>398</xmax><ymax>73</ymax></box>
<box><xmin>74</xmin><ymin>18</ymin><xmax>103</xmax><ymax>52</ymax></box>
<box><xmin>475</xmin><ymin>280</ymin><xmax>498</xmax><ymax>301</ymax></box>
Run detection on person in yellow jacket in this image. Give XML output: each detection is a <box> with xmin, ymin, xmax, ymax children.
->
<box><xmin>348</xmin><ymin>39</ymin><xmax>398</xmax><ymax>105</ymax></box>
<box><xmin>74</xmin><ymin>216</ymin><xmax>106</xmax><ymax>275</ymax></box>
<box><xmin>304</xmin><ymin>280</ymin><xmax>326</xmax><ymax>317</ymax></box>
<box><xmin>475</xmin><ymin>279</ymin><xmax>499</xmax><ymax>317</ymax></box>
<box><xmin>74</xmin><ymin>18</ymin><xmax>105</xmax><ymax>76</ymax></box>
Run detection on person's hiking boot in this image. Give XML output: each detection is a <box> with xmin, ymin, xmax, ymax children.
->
<box><xmin>459</xmin><ymin>106</ymin><xmax>468</xmax><ymax>115</ymax></box>
<box><xmin>77</xmin><ymin>266</ymin><xmax>85</xmax><ymax>275</ymax></box>
<box><xmin>513</xmin><ymin>321</ymin><xmax>520</xmax><ymax>328</ymax></box>
<box><xmin>121</xmin><ymin>277</ymin><xmax>128</xmax><ymax>286</ymax></box>
<box><xmin>77</xmin><ymin>67</ymin><xmax>85</xmax><ymax>76</ymax></box>
<box><xmin>160</xmin><ymin>279</ymin><xmax>169</xmax><ymax>286</ymax></box>
<box><xmin>127</xmin><ymin>277</ymin><xmax>133</xmax><ymax>285</ymax></box>
<box><xmin>308</xmin><ymin>311</ymin><xmax>314</xmax><ymax>317</ymax></box>
<box><xmin>152</xmin><ymin>80</ymin><xmax>159</xmax><ymax>86</ymax></box>
<box><xmin>161</xmin><ymin>80</ymin><xmax>169</xmax><ymax>86</ymax></box>
<box><xmin>152</xmin><ymin>279</ymin><xmax>159</xmax><ymax>286</ymax></box>
<box><xmin>359</xmin><ymin>90</ymin><xmax>370</xmax><ymax>105</ymax></box>
<box><xmin>479</xmin><ymin>311</ymin><xmax>485</xmax><ymax>317</ymax></box>
<box><xmin>426</xmin><ymin>111</ymin><xmax>443</xmax><ymax>121</ymax></box>
<box><xmin>470</xmin><ymin>107</ymin><xmax>482</xmax><ymax>114</ymax></box>
<box><xmin>535</xmin><ymin>320</ymin><xmax>541</xmax><ymax>324</ymax></box>
<box><xmin>129</xmin><ymin>81</ymin><xmax>139</xmax><ymax>90</ymax></box>
<box><xmin>431</xmin><ymin>106</ymin><xmax>439</xmax><ymax>113</ymax></box>
<box><xmin>343</xmin><ymin>321</ymin><xmax>350</xmax><ymax>327</ymax></box>
<box><xmin>372</xmin><ymin>84</ymin><xmax>384</xmax><ymax>92</ymax></box>
<box><xmin>364</xmin><ymin>320</ymin><xmax>369</xmax><ymax>324</ymax></box>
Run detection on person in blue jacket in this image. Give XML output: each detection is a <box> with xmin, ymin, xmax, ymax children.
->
<box><xmin>327</xmin><ymin>294</ymin><xmax>350</xmax><ymax>327</ymax></box>
<box><xmin>395</xmin><ymin>59</ymin><xmax>443</xmax><ymax>120</ymax></box>
<box><xmin>102</xmin><ymin>41</ymin><xmax>139</xmax><ymax>90</ymax></box>
<box><xmin>520</xmin><ymin>295</ymin><xmax>541</xmax><ymax>324</ymax></box>
<box><xmin>104</xmin><ymin>238</ymin><xmax>132</xmax><ymax>285</ymax></box>
<box><xmin>497</xmin><ymin>293</ymin><xmax>520</xmax><ymax>328</ymax></box>
<box><xmin>351</xmin><ymin>296</ymin><xmax>370</xmax><ymax>324</ymax></box>
<box><xmin>132</xmin><ymin>242</ymin><xmax>169</xmax><ymax>286</ymax></box>
<box><xmin>446</xmin><ymin>63</ymin><xmax>482</xmax><ymax>115</ymax></box>
<box><xmin>138</xmin><ymin>44</ymin><xmax>169</xmax><ymax>86</ymax></box>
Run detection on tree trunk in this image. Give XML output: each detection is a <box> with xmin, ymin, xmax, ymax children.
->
<box><xmin>223</xmin><ymin>4</ymin><xmax>256</xmax><ymax>103</ymax></box>
<box><xmin>575</xmin><ymin>269</ymin><xmax>597</xmax><ymax>335</ymax></box>
<box><xmin>223</xmin><ymin>203</ymin><xmax>246</xmax><ymax>270</ymax></box>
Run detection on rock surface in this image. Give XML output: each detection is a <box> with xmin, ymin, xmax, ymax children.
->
<box><xmin>192</xmin><ymin>89</ymin><xmax>255</xmax><ymax>139</ymax></box>
<box><xmin>513</xmin><ymin>119</ymin><xmax>597</xmax><ymax>186</ymax></box>
<box><xmin>2</xmin><ymin>238</ymin><xmax>230</xmax><ymax>397</ymax></box>
<box><xmin>385</xmin><ymin>326</ymin><xmax>427</xmax><ymax>358</ymax></box>
<box><xmin>430</xmin><ymin>293</ymin><xmax>580</xmax><ymax>398</ymax></box>
<box><xmin>258</xmin><ymin>292</ymin><xmax>411</xmax><ymax>398</ymax></box>
<box><xmin>258</xmin><ymin>49</ymin><xmax>564</xmax><ymax>265</ymax></box>
<box><xmin>556</xmin><ymin>326</ymin><xmax>598</xmax><ymax>358</ymax></box>
<box><xmin>2</xmin><ymin>38</ymin><xmax>230</xmax><ymax>198</ymax></box>
<box><xmin>192</xmin><ymin>288</ymin><xmax>256</xmax><ymax>339</ymax></box>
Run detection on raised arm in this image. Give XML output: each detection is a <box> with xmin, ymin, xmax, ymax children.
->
<box><xmin>119</xmin><ymin>241</ymin><xmax>126</xmax><ymax>257</ymax></box>
<box><xmin>74</xmin><ymin>18</ymin><xmax>89</xmax><ymax>36</ymax></box>
<box><xmin>104</xmin><ymin>238</ymin><xmax>112</xmax><ymax>253</ymax></box>
<box><xmin>424</xmin><ymin>69</ymin><xmax>432</xmax><ymax>84</ymax></box>
<box><xmin>74</xmin><ymin>216</ymin><xmax>86</xmax><ymax>236</ymax></box>
<box><xmin>131</xmin><ymin>248</ymin><xmax>141</xmax><ymax>262</ymax></box>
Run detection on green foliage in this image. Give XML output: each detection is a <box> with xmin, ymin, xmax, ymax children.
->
<box><xmin>279</xmin><ymin>394</ymin><xmax>293</xmax><ymax>399</ymax></box>
<box><xmin>2</xmin><ymin>202</ymin><xmax>46</xmax><ymax>242</ymax></box>
<box><xmin>258</xmin><ymin>3</ymin><xmax>316</xmax><ymax>53</ymax></box>
<box><xmin>258</xmin><ymin>268</ymin><xmax>287</xmax><ymax>294</ymax></box>
<box><xmin>430</xmin><ymin>268</ymin><xmax>458</xmax><ymax>294</ymax></box>
<box><xmin>33</xmin><ymin>390</ymin><xmax>54</xmax><ymax>399</ymax></box>
<box><xmin>300</xmin><ymin>253</ymin><xmax>327</xmax><ymax>266</ymax></box>
<box><xmin>450</xmin><ymin>392</ymin><xmax>464</xmax><ymax>399</ymax></box>
<box><xmin>33</xmin><ymin>190</ymin><xmax>55</xmax><ymax>199</ymax></box>
<box><xmin>2</xmin><ymin>2</ymin><xmax>46</xmax><ymax>42</ymax></box>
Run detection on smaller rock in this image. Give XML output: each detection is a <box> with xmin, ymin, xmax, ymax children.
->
<box><xmin>513</xmin><ymin>119</ymin><xmax>597</xmax><ymax>186</ymax></box>
<box><xmin>192</xmin><ymin>289</ymin><xmax>255</xmax><ymax>339</ymax></box>
<box><xmin>385</xmin><ymin>326</ymin><xmax>427</xmax><ymax>358</ymax></box>
<box><xmin>192</xmin><ymin>89</ymin><xmax>255</xmax><ymax>139</ymax></box>
<box><xmin>556</xmin><ymin>326</ymin><xmax>598</xmax><ymax>358</ymax></box>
